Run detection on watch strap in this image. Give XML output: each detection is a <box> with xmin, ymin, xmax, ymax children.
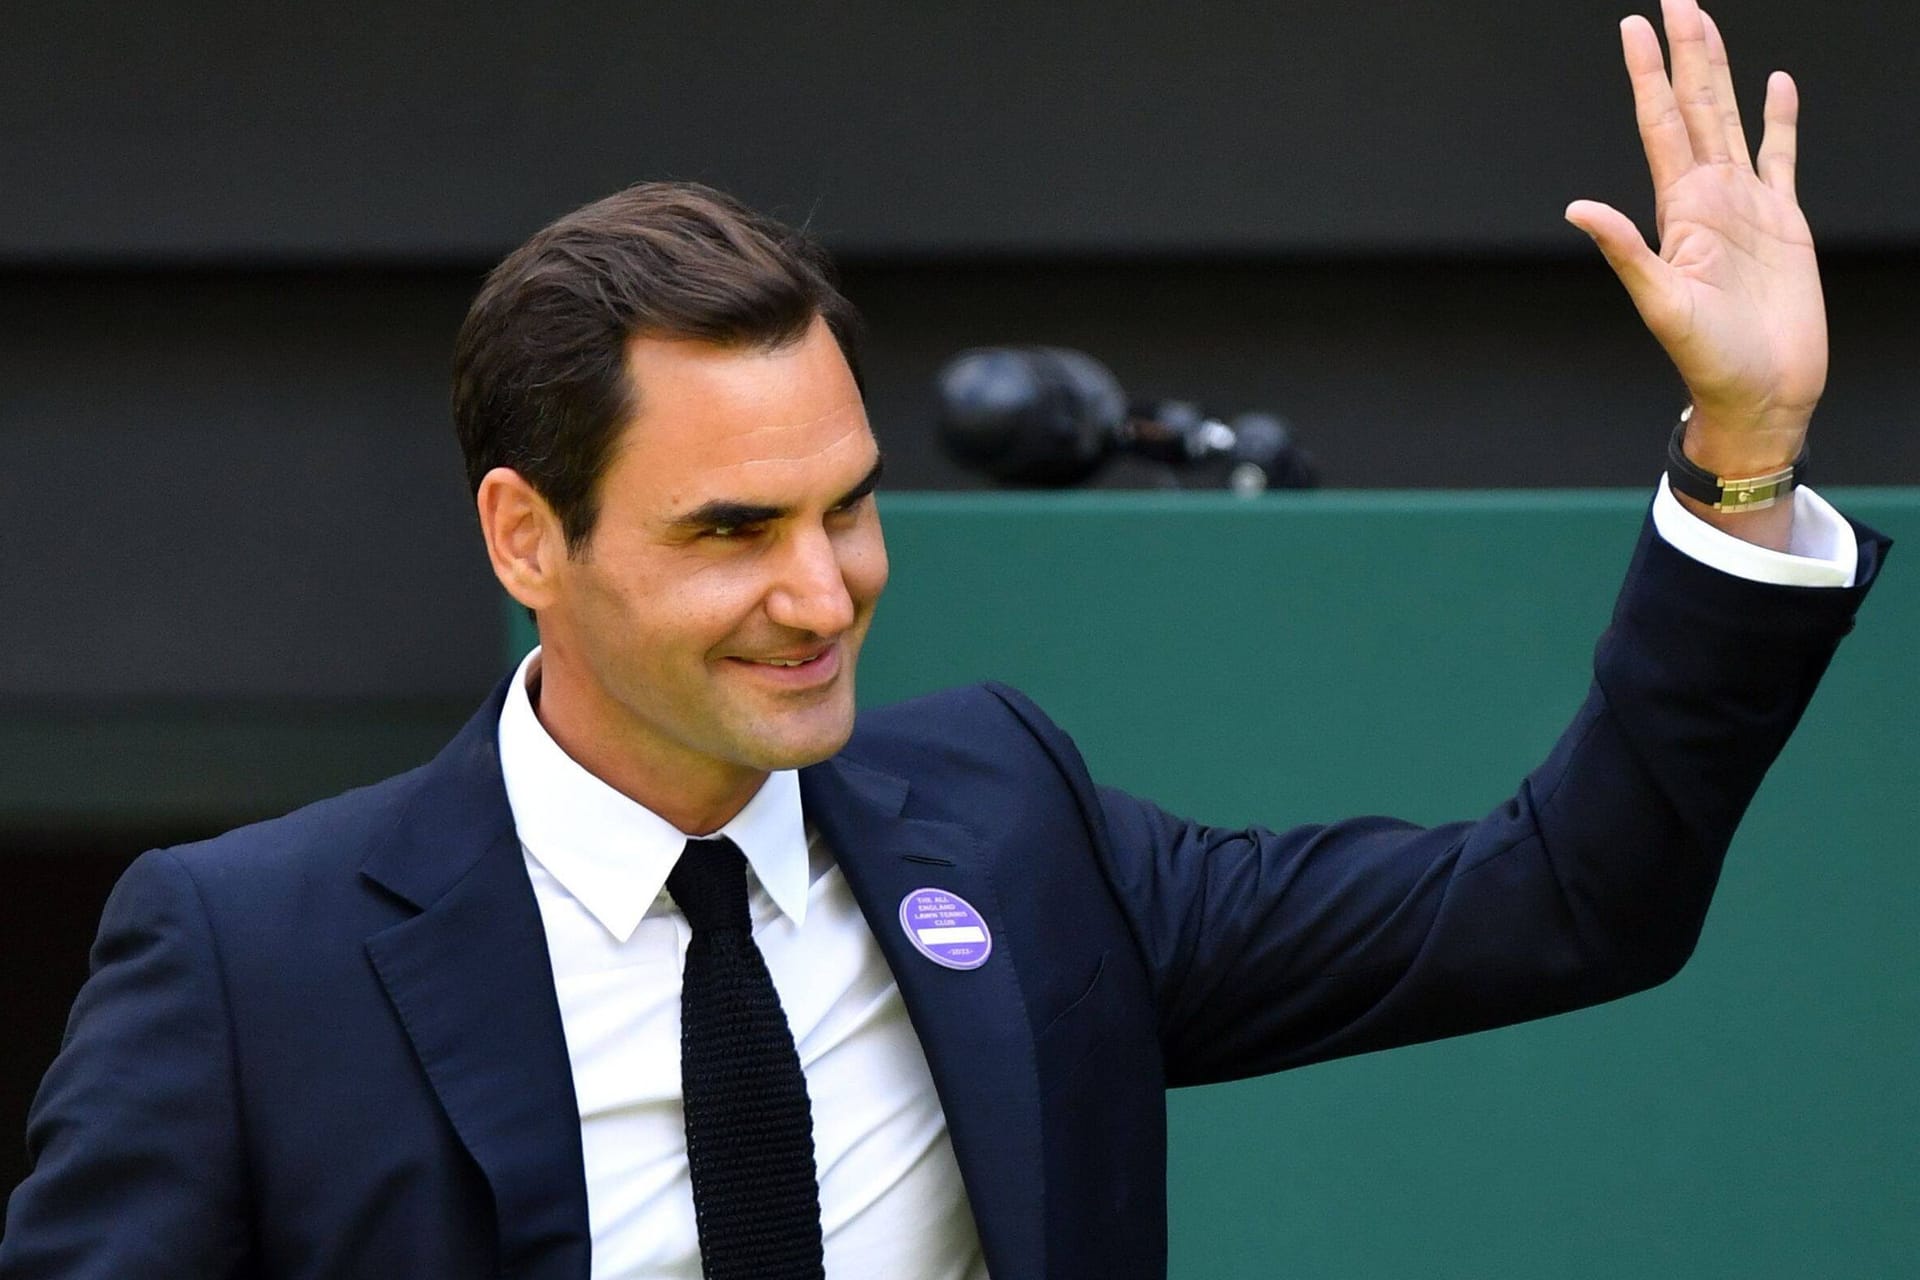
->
<box><xmin>1666</xmin><ymin>407</ymin><xmax>1808</xmax><ymax>512</ymax></box>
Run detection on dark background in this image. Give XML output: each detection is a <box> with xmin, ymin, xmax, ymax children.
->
<box><xmin>3</xmin><ymin>0</ymin><xmax>1915</xmax><ymax>1196</ymax></box>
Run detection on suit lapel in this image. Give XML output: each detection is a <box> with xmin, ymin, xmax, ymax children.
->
<box><xmin>352</xmin><ymin>688</ymin><xmax>1047</xmax><ymax>1279</ymax></box>
<box><xmin>361</xmin><ymin>688</ymin><xmax>591</xmax><ymax>1280</ymax></box>
<box><xmin>802</xmin><ymin>755</ymin><xmax>1046</xmax><ymax>1280</ymax></box>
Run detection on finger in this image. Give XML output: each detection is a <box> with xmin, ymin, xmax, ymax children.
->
<box><xmin>1699</xmin><ymin>11</ymin><xmax>1754</xmax><ymax>170</ymax></box>
<box><xmin>1660</xmin><ymin>0</ymin><xmax>1733</xmax><ymax>163</ymax></box>
<box><xmin>1565</xmin><ymin>199</ymin><xmax>1680</xmax><ymax>328</ymax></box>
<box><xmin>1622</xmin><ymin>15</ymin><xmax>1693</xmax><ymax>192</ymax></box>
<box><xmin>1757</xmin><ymin>70</ymin><xmax>1799</xmax><ymax>197</ymax></box>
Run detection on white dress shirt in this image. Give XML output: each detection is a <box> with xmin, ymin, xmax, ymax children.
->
<box><xmin>499</xmin><ymin>660</ymin><xmax>989</xmax><ymax>1280</ymax></box>
<box><xmin>1650</xmin><ymin>475</ymin><xmax>1857</xmax><ymax>587</ymax></box>
<box><xmin>497</xmin><ymin>480</ymin><xmax>1856</xmax><ymax>1278</ymax></box>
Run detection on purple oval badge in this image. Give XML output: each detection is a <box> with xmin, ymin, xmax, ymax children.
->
<box><xmin>898</xmin><ymin>887</ymin><xmax>993</xmax><ymax>970</ymax></box>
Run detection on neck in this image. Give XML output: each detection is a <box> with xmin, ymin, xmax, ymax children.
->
<box><xmin>526</xmin><ymin>656</ymin><xmax>766</xmax><ymax>836</ymax></box>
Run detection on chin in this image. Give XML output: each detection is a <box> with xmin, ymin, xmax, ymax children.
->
<box><xmin>745</xmin><ymin>709</ymin><xmax>857</xmax><ymax>770</ymax></box>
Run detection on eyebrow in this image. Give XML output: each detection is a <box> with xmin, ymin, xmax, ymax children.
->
<box><xmin>667</xmin><ymin>453</ymin><xmax>886</xmax><ymax>531</ymax></box>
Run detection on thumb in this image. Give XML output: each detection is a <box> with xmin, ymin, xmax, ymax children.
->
<box><xmin>1565</xmin><ymin>199</ymin><xmax>1674</xmax><ymax>318</ymax></box>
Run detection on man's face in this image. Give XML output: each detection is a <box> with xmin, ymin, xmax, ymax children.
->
<box><xmin>536</xmin><ymin>315</ymin><xmax>887</xmax><ymax>802</ymax></box>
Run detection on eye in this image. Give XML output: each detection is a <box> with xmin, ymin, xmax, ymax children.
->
<box><xmin>704</xmin><ymin>522</ymin><xmax>762</xmax><ymax>540</ymax></box>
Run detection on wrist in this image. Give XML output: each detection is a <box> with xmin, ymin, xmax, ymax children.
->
<box><xmin>1672</xmin><ymin>486</ymin><xmax>1793</xmax><ymax>547</ymax></box>
<box><xmin>1666</xmin><ymin>406</ymin><xmax>1804</xmax><ymax>553</ymax></box>
<box><xmin>1681</xmin><ymin>404</ymin><xmax>1811</xmax><ymax>476</ymax></box>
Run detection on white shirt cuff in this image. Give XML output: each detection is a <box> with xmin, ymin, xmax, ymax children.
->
<box><xmin>1651</xmin><ymin>474</ymin><xmax>1857</xmax><ymax>588</ymax></box>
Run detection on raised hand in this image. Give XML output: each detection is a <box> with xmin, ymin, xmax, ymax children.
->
<box><xmin>1566</xmin><ymin>0</ymin><xmax>1824</xmax><ymax>499</ymax></box>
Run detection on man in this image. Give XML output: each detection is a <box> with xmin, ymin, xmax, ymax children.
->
<box><xmin>0</xmin><ymin>2</ymin><xmax>1888</xmax><ymax>1276</ymax></box>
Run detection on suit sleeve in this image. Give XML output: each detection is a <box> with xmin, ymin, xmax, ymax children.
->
<box><xmin>993</xmin><ymin>514</ymin><xmax>1890</xmax><ymax>1088</ymax></box>
<box><xmin>0</xmin><ymin>849</ymin><xmax>252</xmax><ymax>1278</ymax></box>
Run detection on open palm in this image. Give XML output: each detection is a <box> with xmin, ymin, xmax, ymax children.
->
<box><xmin>1567</xmin><ymin>0</ymin><xmax>1826</xmax><ymax>448</ymax></box>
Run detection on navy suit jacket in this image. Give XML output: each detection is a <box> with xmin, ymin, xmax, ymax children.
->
<box><xmin>0</xmin><ymin>518</ymin><xmax>1888</xmax><ymax>1279</ymax></box>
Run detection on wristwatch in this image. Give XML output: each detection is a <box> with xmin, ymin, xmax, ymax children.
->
<box><xmin>1666</xmin><ymin>405</ymin><xmax>1808</xmax><ymax>512</ymax></box>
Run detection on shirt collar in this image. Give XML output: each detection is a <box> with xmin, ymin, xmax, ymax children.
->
<box><xmin>496</xmin><ymin>647</ymin><xmax>813</xmax><ymax>941</ymax></box>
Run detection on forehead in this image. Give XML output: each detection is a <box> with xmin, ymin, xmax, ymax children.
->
<box><xmin>609</xmin><ymin>318</ymin><xmax>873</xmax><ymax>501</ymax></box>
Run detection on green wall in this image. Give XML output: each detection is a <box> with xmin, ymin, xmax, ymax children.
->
<box><xmin>517</xmin><ymin>489</ymin><xmax>1918</xmax><ymax>1277</ymax></box>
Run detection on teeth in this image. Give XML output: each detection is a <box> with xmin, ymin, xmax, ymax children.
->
<box><xmin>761</xmin><ymin>657</ymin><xmax>811</xmax><ymax>667</ymax></box>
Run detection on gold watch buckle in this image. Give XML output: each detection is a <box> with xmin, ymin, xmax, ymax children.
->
<box><xmin>1713</xmin><ymin>465</ymin><xmax>1797</xmax><ymax>512</ymax></box>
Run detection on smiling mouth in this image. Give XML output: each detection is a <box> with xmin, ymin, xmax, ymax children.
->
<box><xmin>735</xmin><ymin>646</ymin><xmax>828</xmax><ymax>667</ymax></box>
<box><xmin>724</xmin><ymin>644</ymin><xmax>841</xmax><ymax>683</ymax></box>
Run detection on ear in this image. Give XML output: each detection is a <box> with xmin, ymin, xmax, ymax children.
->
<box><xmin>476</xmin><ymin>467</ymin><xmax>567</xmax><ymax>612</ymax></box>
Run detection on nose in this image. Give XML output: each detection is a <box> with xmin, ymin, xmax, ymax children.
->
<box><xmin>765</xmin><ymin>525</ymin><xmax>857</xmax><ymax>638</ymax></box>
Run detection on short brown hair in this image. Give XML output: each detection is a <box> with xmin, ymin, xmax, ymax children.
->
<box><xmin>451</xmin><ymin>181</ymin><xmax>863</xmax><ymax>550</ymax></box>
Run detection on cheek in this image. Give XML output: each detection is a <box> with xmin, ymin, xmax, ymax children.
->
<box><xmin>677</xmin><ymin>559</ymin><xmax>799</xmax><ymax>653</ymax></box>
<box><xmin>580</xmin><ymin>558</ymin><xmax>756</xmax><ymax>663</ymax></box>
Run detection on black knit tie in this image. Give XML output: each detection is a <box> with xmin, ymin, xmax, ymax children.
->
<box><xmin>667</xmin><ymin>836</ymin><xmax>824</xmax><ymax>1280</ymax></box>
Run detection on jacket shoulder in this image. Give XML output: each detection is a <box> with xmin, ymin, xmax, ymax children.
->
<box><xmin>842</xmin><ymin>682</ymin><xmax>1099</xmax><ymax>815</ymax></box>
<box><xmin>157</xmin><ymin>761</ymin><xmax>433</xmax><ymax>897</ymax></box>
<box><xmin>849</xmin><ymin>681</ymin><xmax>1064</xmax><ymax>754</ymax></box>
